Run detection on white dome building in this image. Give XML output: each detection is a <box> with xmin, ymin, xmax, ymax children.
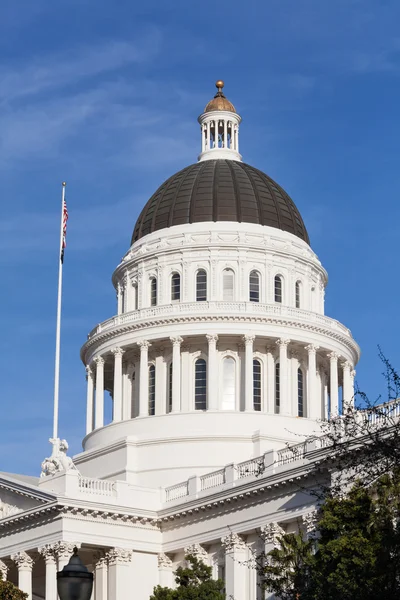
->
<box><xmin>0</xmin><ymin>81</ymin><xmax>360</xmax><ymax>600</ymax></box>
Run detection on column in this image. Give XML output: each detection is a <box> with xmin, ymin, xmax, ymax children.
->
<box><xmin>86</xmin><ymin>365</ymin><xmax>94</xmax><ymax>435</ymax></box>
<box><xmin>342</xmin><ymin>361</ymin><xmax>353</xmax><ymax>409</ymax></box>
<box><xmin>158</xmin><ymin>554</ymin><xmax>174</xmax><ymax>588</ymax></box>
<box><xmin>137</xmin><ymin>340</ymin><xmax>151</xmax><ymax>416</ymax></box>
<box><xmin>223</xmin><ymin>119</ymin><xmax>227</xmax><ymax>148</ymax></box>
<box><xmin>236</xmin><ymin>125</ymin><xmax>239</xmax><ymax>152</ymax></box>
<box><xmin>93</xmin><ymin>552</ymin><xmax>108</xmax><ymax>600</ymax></box>
<box><xmin>94</xmin><ymin>356</ymin><xmax>105</xmax><ymax>429</ymax></box>
<box><xmin>265</xmin><ymin>345</ymin><xmax>275</xmax><ymax>413</ymax></box>
<box><xmin>206</xmin><ymin>121</ymin><xmax>211</xmax><ymax>150</ymax></box>
<box><xmin>276</xmin><ymin>338</ymin><xmax>291</xmax><ymax>415</ymax></box>
<box><xmin>111</xmin><ymin>348</ymin><xmax>125</xmax><ymax>422</ymax></box>
<box><xmin>221</xmin><ymin>533</ymin><xmax>248</xmax><ymax>600</ymax></box>
<box><xmin>155</xmin><ymin>355</ymin><xmax>166</xmax><ymax>415</ymax></box>
<box><xmin>306</xmin><ymin>344</ymin><xmax>319</xmax><ymax>419</ymax></box>
<box><xmin>39</xmin><ymin>546</ymin><xmax>57</xmax><ymax>600</ymax></box>
<box><xmin>260</xmin><ymin>523</ymin><xmax>285</xmax><ymax>600</ymax></box>
<box><xmin>206</xmin><ymin>334</ymin><xmax>218</xmax><ymax>410</ymax></box>
<box><xmin>350</xmin><ymin>369</ymin><xmax>356</xmax><ymax>406</ymax></box>
<box><xmin>106</xmin><ymin>549</ymin><xmax>132</xmax><ymax>600</ymax></box>
<box><xmin>0</xmin><ymin>559</ymin><xmax>8</xmax><ymax>581</ymax></box>
<box><xmin>184</xmin><ymin>543</ymin><xmax>209</xmax><ymax>564</ymax></box>
<box><xmin>11</xmin><ymin>552</ymin><xmax>34</xmax><ymax>600</ymax></box>
<box><xmin>201</xmin><ymin>125</ymin><xmax>205</xmax><ymax>152</ymax></box>
<box><xmin>170</xmin><ymin>336</ymin><xmax>183</xmax><ymax>412</ymax></box>
<box><xmin>117</xmin><ymin>282</ymin><xmax>122</xmax><ymax>315</ymax></box>
<box><xmin>244</xmin><ymin>334</ymin><xmax>255</xmax><ymax>411</ymax></box>
<box><xmin>328</xmin><ymin>352</ymin><xmax>339</xmax><ymax>417</ymax></box>
<box><xmin>290</xmin><ymin>351</ymin><xmax>300</xmax><ymax>415</ymax></box>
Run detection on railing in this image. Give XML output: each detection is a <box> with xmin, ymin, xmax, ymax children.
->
<box><xmin>87</xmin><ymin>301</ymin><xmax>351</xmax><ymax>340</ymax></box>
<box><xmin>200</xmin><ymin>469</ymin><xmax>225</xmax><ymax>490</ymax></box>
<box><xmin>237</xmin><ymin>457</ymin><xmax>265</xmax><ymax>479</ymax></box>
<box><xmin>276</xmin><ymin>441</ymin><xmax>306</xmax><ymax>466</ymax></box>
<box><xmin>165</xmin><ymin>481</ymin><xmax>189</xmax><ymax>502</ymax></box>
<box><xmin>363</xmin><ymin>399</ymin><xmax>400</xmax><ymax>426</ymax></box>
<box><xmin>78</xmin><ymin>477</ymin><xmax>116</xmax><ymax>496</ymax></box>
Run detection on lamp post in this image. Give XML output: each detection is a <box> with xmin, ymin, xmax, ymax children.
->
<box><xmin>57</xmin><ymin>547</ymin><xmax>93</xmax><ymax>600</ymax></box>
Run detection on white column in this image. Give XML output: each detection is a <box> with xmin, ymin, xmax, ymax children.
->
<box><xmin>93</xmin><ymin>552</ymin><xmax>107</xmax><ymax>600</ymax></box>
<box><xmin>117</xmin><ymin>282</ymin><xmax>122</xmax><ymax>315</ymax></box>
<box><xmin>265</xmin><ymin>345</ymin><xmax>275</xmax><ymax>413</ymax></box>
<box><xmin>342</xmin><ymin>361</ymin><xmax>353</xmax><ymax>409</ymax></box>
<box><xmin>276</xmin><ymin>338</ymin><xmax>291</xmax><ymax>415</ymax></box>
<box><xmin>221</xmin><ymin>533</ymin><xmax>248</xmax><ymax>600</ymax></box>
<box><xmin>236</xmin><ymin>124</ymin><xmax>239</xmax><ymax>152</ymax></box>
<box><xmin>94</xmin><ymin>356</ymin><xmax>105</xmax><ymax>429</ymax></box>
<box><xmin>106</xmin><ymin>549</ymin><xmax>132</xmax><ymax>600</ymax></box>
<box><xmin>328</xmin><ymin>351</ymin><xmax>339</xmax><ymax>417</ymax></box>
<box><xmin>201</xmin><ymin>125</ymin><xmax>205</xmax><ymax>152</ymax></box>
<box><xmin>158</xmin><ymin>553</ymin><xmax>174</xmax><ymax>588</ymax></box>
<box><xmin>260</xmin><ymin>523</ymin><xmax>285</xmax><ymax>600</ymax></box>
<box><xmin>111</xmin><ymin>348</ymin><xmax>125</xmax><ymax>422</ymax></box>
<box><xmin>206</xmin><ymin>120</ymin><xmax>211</xmax><ymax>150</ymax></box>
<box><xmin>290</xmin><ymin>351</ymin><xmax>300</xmax><ymax>415</ymax></box>
<box><xmin>214</xmin><ymin>120</ymin><xmax>218</xmax><ymax>147</ymax></box>
<box><xmin>244</xmin><ymin>334</ymin><xmax>255</xmax><ymax>411</ymax></box>
<box><xmin>223</xmin><ymin>119</ymin><xmax>228</xmax><ymax>148</ymax></box>
<box><xmin>0</xmin><ymin>560</ymin><xmax>8</xmax><ymax>581</ymax></box>
<box><xmin>39</xmin><ymin>546</ymin><xmax>57</xmax><ymax>600</ymax></box>
<box><xmin>323</xmin><ymin>370</ymin><xmax>329</xmax><ymax>420</ymax></box>
<box><xmin>306</xmin><ymin>344</ymin><xmax>319</xmax><ymax>419</ymax></box>
<box><xmin>155</xmin><ymin>355</ymin><xmax>166</xmax><ymax>415</ymax></box>
<box><xmin>170</xmin><ymin>336</ymin><xmax>183</xmax><ymax>412</ymax></box>
<box><xmin>350</xmin><ymin>369</ymin><xmax>356</xmax><ymax>405</ymax></box>
<box><xmin>11</xmin><ymin>552</ymin><xmax>34</xmax><ymax>600</ymax></box>
<box><xmin>206</xmin><ymin>334</ymin><xmax>218</xmax><ymax>410</ymax></box>
<box><xmin>85</xmin><ymin>365</ymin><xmax>94</xmax><ymax>435</ymax></box>
<box><xmin>137</xmin><ymin>340</ymin><xmax>151</xmax><ymax>416</ymax></box>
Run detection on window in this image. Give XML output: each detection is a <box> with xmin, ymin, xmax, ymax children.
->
<box><xmin>195</xmin><ymin>359</ymin><xmax>207</xmax><ymax>410</ymax></box>
<box><xmin>150</xmin><ymin>277</ymin><xmax>157</xmax><ymax>306</ymax></box>
<box><xmin>275</xmin><ymin>362</ymin><xmax>280</xmax><ymax>414</ymax></box>
<box><xmin>168</xmin><ymin>363</ymin><xmax>173</xmax><ymax>413</ymax></box>
<box><xmin>223</xmin><ymin>269</ymin><xmax>234</xmax><ymax>301</ymax></box>
<box><xmin>298</xmin><ymin>368</ymin><xmax>304</xmax><ymax>417</ymax></box>
<box><xmin>295</xmin><ymin>281</ymin><xmax>301</xmax><ymax>309</ymax></box>
<box><xmin>249</xmin><ymin>271</ymin><xmax>260</xmax><ymax>303</ymax></box>
<box><xmin>133</xmin><ymin>285</ymin><xmax>138</xmax><ymax>311</ymax></box>
<box><xmin>196</xmin><ymin>270</ymin><xmax>207</xmax><ymax>301</ymax></box>
<box><xmin>171</xmin><ymin>273</ymin><xmax>181</xmax><ymax>301</ymax></box>
<box><xmin>253</xmin><ymin>359</ymin><xmax>262</xmax><ymax>411</ymax></box>
<box><xmin>148</xmin><ymin>365</ymin><xmax>155</xmax><ymax>416</ymax></box>
<box><xmin>222</xmin><ymin>357</ymin><xmax>236</xmax><ymax>410</ymax></box>
<box><xmin>274</xmin><ymin>275</ymin><xmax>282</xmax><ymax>303</ymax></box>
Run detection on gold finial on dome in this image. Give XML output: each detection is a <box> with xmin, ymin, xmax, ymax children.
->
<box><xmin>204</xmin><ymin>80</ymin><xmax>236</xmax><ymax>113</ymax></box>
<box><xmin>215</xmin><ymin>80</ymin><xmax>224</xmax><ymax>91</ymax></box>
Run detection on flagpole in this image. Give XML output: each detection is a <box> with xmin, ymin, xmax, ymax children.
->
<box><xmin>52</xmin><ymin>181</ymin><xmax>66</xmax><ymax>440</ymax></box>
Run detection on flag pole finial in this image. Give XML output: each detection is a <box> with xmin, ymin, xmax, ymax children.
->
<box><xmin>62</xmin><ymin>181</ymin><xmax>66</xmax><ymax>187</ymax></box>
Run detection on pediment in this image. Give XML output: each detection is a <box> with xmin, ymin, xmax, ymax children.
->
<box><xmin>0</xmin><ymin>473</ymin><xmax>56</xmax><ymax>521</ymax></box>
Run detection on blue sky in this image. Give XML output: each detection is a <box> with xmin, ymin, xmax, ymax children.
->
<box><xmin>1</xmin><ymin>0</ymin><xmax>400</xmax><ymax>475</ymax></box>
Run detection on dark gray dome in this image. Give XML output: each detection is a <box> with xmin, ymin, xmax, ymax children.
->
<box><xmin>132</xmin><ymin>160</ymin><xmax>309</xmax><ymax>244</ymax></box>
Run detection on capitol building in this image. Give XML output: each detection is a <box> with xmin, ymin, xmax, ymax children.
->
<box><xmin>0</xmin><ymin>81</ymin><xmax>360</xmax><ymax>600</ymax></box>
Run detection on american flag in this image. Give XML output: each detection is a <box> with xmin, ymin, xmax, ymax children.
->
<box><xmin>60</xmin><ymin>196</ymin><xmax>68</xmax><ymax>264</ymax></box>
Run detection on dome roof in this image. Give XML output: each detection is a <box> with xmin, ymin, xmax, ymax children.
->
<box><xmin>132</xmin><ymin>160</ymin><xmax>310</xmax><ymax>244</ymax></box>
<box><xmin>204</xmin><ymin>80</ymin><xmax>236</xmax><ymax>113</ymax></box>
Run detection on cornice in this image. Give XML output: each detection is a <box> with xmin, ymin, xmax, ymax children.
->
<box><xmin>0</xmin><ymin>477</ymin><xmax>55</xmax><ymax>503</ymax></box>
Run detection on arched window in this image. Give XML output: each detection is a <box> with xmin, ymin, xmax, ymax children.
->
<box><xmin>222</xmin><ymin>357</ymin><xmax>236</xmax><ymax>410</ymax></box>
<box><xmin>253</xmin><ymin>359</ymin><xmax>262</xmax><ymax>411</ymax></box>
<box><xmin>150</xmin><ymin>277</ymin><xmax>157</xmax><ymax>306</ymax></box>
<box><xmin>196</xmin><ymin>270</ymin><xmax>207</xmax><ymax>302</ymax></box>
<box><xmin>295</xmin><ymin>281</ymin><xmax>301</xmax><ymax>309</ymax></box>
<box><xmin>168</xmin><ymin>362</ymin><xmax>173</xmax><ymax>413</ymax></box>
<box><xmin>133</xmin><ymin>285</ymin><xmax>138</xmax><ymax>311</ymax></box>
<box><xmin>298</xmin><ymin>368</ymin><xmax>304</xmax><ymax>417</ymax></box>
<box><xmin>249</xmin><ymin>271</ymin><xmax>260</xmax><ymax>303</ymax></box>
<box><xmin>195</xmin><ymin>358</ymin><xmax>207</xmax><ymax>410</ymax></box>
<box><xmin>148</xmin><ymin>364</ymin><xmax>155</xmax><ymax>416</ymax></box>
<box><xmin>274</xmin><ymin>275</ymin><xmax>282</xmax><ymax>303</ymax></box>
<box><xmin>171</xmin><ymin>273</ymin><xmax>181</xmax><ymax>302</ymax></box>
<box><xmin>223</xmin><ymin>269</ymin><xmax>234</xmax><ymax>301</ymax></box>
<box><xmin>275</xmin><ymin>362</ymin><xmax>280</xmax><ymax>414</ymax></box>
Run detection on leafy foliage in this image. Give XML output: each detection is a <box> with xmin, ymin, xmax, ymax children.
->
<box><xmin>150</xmin><ymin>554</ymin><xmax>225</xmax><ymax>600</ymax></box>
<box><xmin>0</xmin><ymin>574</ymin><xmax>27</xmax><ymax>600</ymax></box>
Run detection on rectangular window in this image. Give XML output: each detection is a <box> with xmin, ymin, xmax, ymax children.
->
<box><xmin>253</xmin><ymin>359</ymin><xmax>262</xmax><ymax>411</ymax></box>
<box><xmin>195</xmin><ymin>359</ymin><xmax>207</xmax><ymax>410</ymax></box>
<box><xmin>196</xmin><ymin>271</ymin><xmax>207</xmax><ymax>302</ymax></box>
<box><xmin>275</xmin><ymin>362</ymin><xmax>280</xmax><ymax>414</ymax></box>
<box><xmin>149</xmin><ymin>365</ymin><xmax>156</xmax><ymax>416</ymax></box>
<box><xmin>171</xmin><ymin>273</ymin><xmax>181</xmax><ymax>301</ymax></box>
<box><xmin>223</xmin><ymin>270</ymin><xmax>234</xmax><ymax>301</ymax></box>
<box><xmin>249</xmin><ymin>271</ymin><xmax>260</xmax><ymax>302</ymax></box>
<box><xmin>168</xmin><ymin>363</ymin><xmax>173</xmax><ymax>413</ymax></box>
<box><xmin>150</xmin><ymin>278</ymin><xmax>157</xmax><ymax>306</ymax></box>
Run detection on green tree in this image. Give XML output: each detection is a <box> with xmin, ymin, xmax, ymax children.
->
<box><xmin>150</xmin><ymin>554</ymin><xmax>225</xmax><ymax>600</ymax></box>
<box><xmin>0</xmin><ymin>573</ymin><xmax>27</xmax><ymax>600</ymax></box>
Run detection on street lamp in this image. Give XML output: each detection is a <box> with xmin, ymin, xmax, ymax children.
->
<box><xmin>57</xmin><ymin>547</ymin><xmax>93</xmax><ymax>600</ymax></box>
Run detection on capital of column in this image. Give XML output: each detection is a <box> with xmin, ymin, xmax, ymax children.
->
<box><xmin>327</xmin><ymin>351</ymin><xmax>340</xmax><ymax>362</ymax></box>
<box><xmin>302</xmin><ymin>508</ymin><xmax>319</xmax><ymax>535</ymax></box>
<box><xmin>93</xmin><ymin>550</ymin><xmax>107</xmax><ymax>568</ymax></box>
<box><xmin>221</xmin><ymin>532</ymin><xmax>247</xmax><ymax>552</ymax></box>
<box><xmin>206</xmin><ymin>334</ymin><xmax>218</xmax><ymax>345</ymax></box>
<box><xmin>243</xmin><ymin>334</ymin><xmax>255</xmax><ymax>345</ymax></box>
<box><xmin>341</xmin><ymin>360</ymin><xmax>352</xmax><ymax>371</ymax></box>
<box><xmin>170</xmin><ymin>336</ymin><xmax>183</xmax><ymax>347</ymax></box>
<box><xmin>11</xmin><ymin>551</ymin><xmax>34</xmax><ymax>571</ymax></box>
<box><xmin>260</xmin><ymin>522</ymin><xmax>285</xmax><ymax>547</ymax></box>
<box><xmin>137</xmin><ymin>340</ymin><xmax>151</xmax><ymax>351</ymax></box>
<box><xmin>184</xmin><ymin>543</ymin><xmax>208</xmax><ymax>563</ymax></box>
<box><xmin>111</xmin><ymin>347</ymin><xmax>125</xmax><ymax>358</ymax></box>
<box><xmin>158</xmin><ymin>553</ymin><xmax>173</xmax><ymax>569</ymax></box>
<box><xmin>351</xmin><ymin>369</ymin><xmax>356</xmax><ymax>379</ymax></box>
<box><xmin>94</xmin><ymin>356</ymin><xmax>105</xmax><ymax>367</ymax></box>
<box><xmin>105</xmin><ymin>548</ymin><xmax>132</xmax><ymax>566</ymax></box>
<box><xmin>53</xmin><ymin>542</ymin><xmax>80</xmax><ymax>562</ymax></box>
<box><xmin>305</xmin><ymin>344</ymin><xmax>319</xmax><ymax>354</ymax></box>
<box><xmin>276</xmin><ymin>338</ymin><xmax>291</xmax><ymax>348</ymax></box>
<box><xmin>85</xmin><ymin>365</ymin><xmax>93</xmax><ymax>379</ymax></box>
<box><xmin>39</xmin><ymin>544</ymin><xmax>57</xmax><ymax>565</ymax></box>
<box><xmin>0</xmin><ymin>559</ymin><xmax>8</xmax><ymax>580</ymax></box>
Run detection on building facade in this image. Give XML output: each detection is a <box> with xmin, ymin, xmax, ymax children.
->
<box><xmin>0</xmin><ymin>81</ymin><xmax>360</xmax><ymax>600</ymax></box>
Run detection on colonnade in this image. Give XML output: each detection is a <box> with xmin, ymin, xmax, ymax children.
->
<box><xmin>85</xmin><ymin>336</ymin><xmax>355</xmax><ymax>435</ymax></box>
